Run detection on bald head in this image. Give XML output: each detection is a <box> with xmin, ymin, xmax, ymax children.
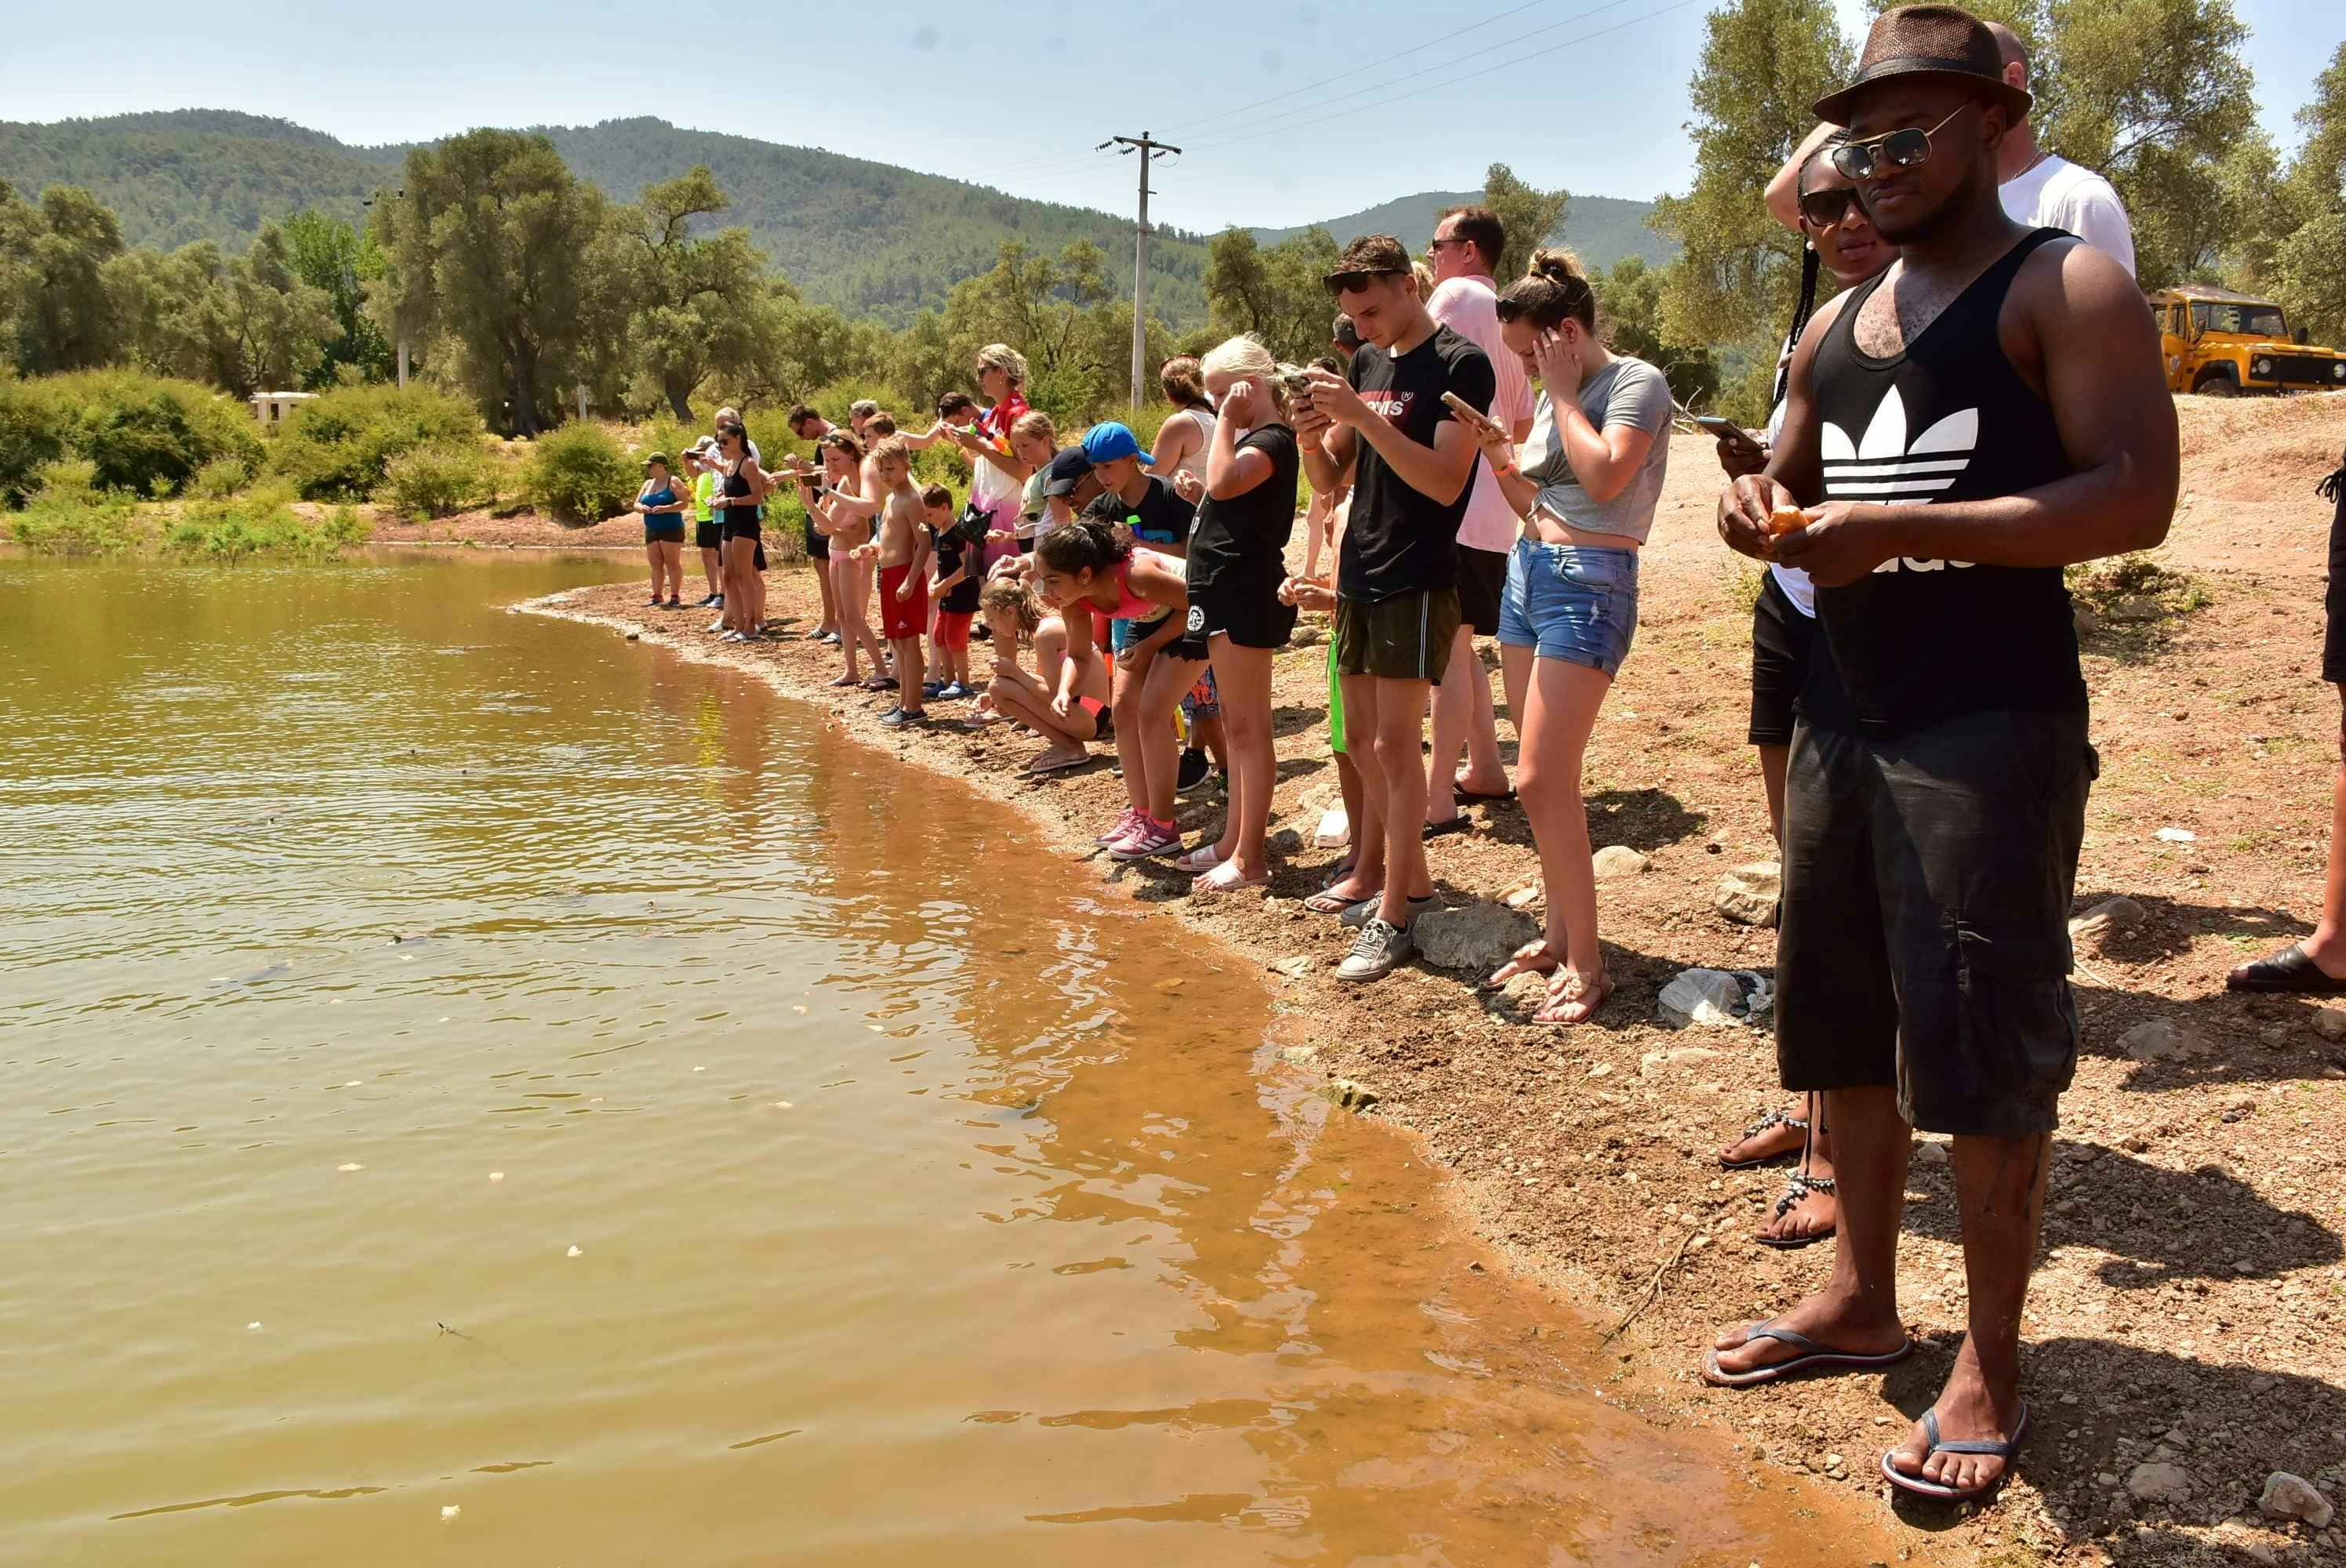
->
<box><xmin>1985</xmin><ymin>20</ymin><xmax>2026</xmax><ymax>79</ymax></box>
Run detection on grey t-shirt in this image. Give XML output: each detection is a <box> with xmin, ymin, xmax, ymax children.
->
<box><xmin>1513</xmin><ymin>355</ymin><xmax>1672</xmax><ymax>543</ymax></box>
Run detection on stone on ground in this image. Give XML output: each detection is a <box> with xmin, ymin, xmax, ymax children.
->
<box><xmin>1657</xmin><ymin>967</ymin><xmax>1771</xmax><ymax>1027</ymax></box>
<box><xmin>1591</xmin><ymin>845</ymin><xmax>1649</xmax><ymax>879</ymax></box>
<box><xmin>1413</xmin><ymin>902</ymin><xmax>1538</xmax><ymax>973</ymax></box>
<box><xmin>2313</xmin><ymin>1007</ymin><xmax>2346</xmax><ymax>1042</ymax></box>
<box><xmin>1715</xmin><ymin>862</ymin><xmax>1781</xmax><ymax>927</ymax></box>
<box><xmin>2070</xmin><ymin>895</ymin><xmax>2146</xmax><ymax>941</ymax></box>
<box><xmin>2126</xmin><ymin>1461</ymin><xmax>2195</xmax><ymax>1504</ymax></box>
<box><xmin>2119</xmin><ymin>1017</ymin><xmax>2199</xmax><ymax>1062</ymax></box>
<box><xmin>2260</xmin><ymin>1472</ymin><xmax>2334</xmax><ymax>1528</ymax></box>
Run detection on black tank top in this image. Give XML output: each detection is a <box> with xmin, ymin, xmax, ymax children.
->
<box><xmin>1800</xmin><ymin>227</ymin><xmax>2084</xmax><ymax>736</ymax></box>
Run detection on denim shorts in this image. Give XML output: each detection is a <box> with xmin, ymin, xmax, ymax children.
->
<box><xmin>1497</xmin><ymin>539</ymin><xmax>1640</xmax><ymax>677</ymax></box>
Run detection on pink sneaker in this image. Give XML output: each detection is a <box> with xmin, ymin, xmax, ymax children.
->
<box><xmin>1095</xmin><ymin>808</ymin><xmax>1145</xmax><ymax>847</ymax></box>
<box><xmin>1110</xmin><ymin>818</ymin><xmax>1182</xmax><ymax>861</ymax></box>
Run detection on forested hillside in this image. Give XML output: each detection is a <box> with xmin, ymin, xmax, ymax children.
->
<box><xmin>1252</xmin><ymin>191</ymin><xmax>1676</xmax><ymax>272</ymax></box>
<box><xmin>0</xmin><ymin>113</ymin><xmax>1213</xmax><ymax>327</ymax></box>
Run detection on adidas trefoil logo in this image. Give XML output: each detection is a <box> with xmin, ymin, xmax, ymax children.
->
<box><xmin>1821</xmin><ymin>387</ymin><xmax>1978</xmax><ymax>574</ymax></box>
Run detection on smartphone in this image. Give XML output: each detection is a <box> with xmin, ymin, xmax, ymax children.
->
<box><xmin>1440</xmin><ymin>391</ymin><xmax>1500</xmax><ymax>432</ymax></box>
<box><xmin>1694</xmin><ymin>416</ymin><xmax>1765</xmax><ymax>456</ymax></box>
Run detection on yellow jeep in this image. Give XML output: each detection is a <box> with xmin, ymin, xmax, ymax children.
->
<box><xmin>2149</xmin><ymin>285</ymin><xmax>2346</xmax><ymax>397</ymax></box>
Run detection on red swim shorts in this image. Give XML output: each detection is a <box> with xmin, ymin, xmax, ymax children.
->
<box><xmin>934</xmin><ymin>609</ymin><xmax>973</xmax><ymax>649</ymax></box>
<box><xmin>879</xmin><ymin>564</ymin><xmax>930</xmax><ymax>641</ymax></box>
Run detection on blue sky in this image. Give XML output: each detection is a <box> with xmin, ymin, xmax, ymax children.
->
<box><xmin>6</xmin><ymin>0</ymin><xmax>2335</xmax><ymax>232</ymax></box>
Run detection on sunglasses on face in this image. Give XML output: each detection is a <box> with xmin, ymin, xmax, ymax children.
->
<box><xmin>1425</xmin><ymin>235</ymin><xmax>1464</xmax><ymax>254</ymax></box>
<box><xmin>1797</xmin><ymin>187</ymin><xmax>1865</xmax><ymax>228</ymax></box>
<box><xmin>1829</xmin><ymin>103</ymin><xmax>1971</xmax><ymax>181</ymax></box>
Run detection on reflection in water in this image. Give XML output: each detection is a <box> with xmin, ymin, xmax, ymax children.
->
<box><xmin>0</xmin><ymin>557</ymin><xmax>1882</xmax><ymax>1566</ymax></box>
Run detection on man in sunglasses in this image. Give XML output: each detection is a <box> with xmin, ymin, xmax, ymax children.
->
<box><xmin>1706</xmin><ymin>3</ymin><xmax>2177</xmax><ymax>1508</ymax></box>
<box><xmin>1295</xmin><ymin>234</ymin><xmax>1494</xmax><ymax>982</ymax></box>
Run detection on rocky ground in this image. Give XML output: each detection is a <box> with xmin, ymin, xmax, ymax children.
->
<box><xmin>522</xmin><ymin>393</ymin><xmax>2346</xmax><ymax>1567</ymax></box>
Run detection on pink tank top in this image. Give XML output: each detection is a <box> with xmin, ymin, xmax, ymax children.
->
<box><xmin>1112</xmin><ymin>550</ymin><xmax>1174</xmax><ymax>623</ymax></box>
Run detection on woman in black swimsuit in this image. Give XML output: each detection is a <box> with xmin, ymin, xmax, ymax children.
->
<box><xmin>714</xmin><ymin>421</ymin><xmax>769</xmax><ymax>643</ymax></box>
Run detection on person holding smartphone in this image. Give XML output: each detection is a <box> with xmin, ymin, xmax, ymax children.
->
<box><xmin>1709</xmin><ymin>136</ymin><xmax>1899</xmax><ymax>1250</ymax></box>
<box><xmin>1460</xmin><ymin>247</ymin><xmax>1672</xmax><ymax>1026</ymax></box>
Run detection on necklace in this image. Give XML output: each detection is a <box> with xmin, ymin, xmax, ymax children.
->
<box><xmin>2008</xmin><ymin>147</ymin><xmax>2051</xmax><ymax>183</ymax></box>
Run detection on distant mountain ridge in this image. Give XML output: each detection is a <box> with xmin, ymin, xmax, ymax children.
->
<box><xmin>0</xmin><ymin>111</ymin><xmax>1676</xmax><ymax>331</ymax></box>
<box><xmin>1251</xmin><ymin>191</ymin><xmax>1676</xmax><ymax>274</ymax></box>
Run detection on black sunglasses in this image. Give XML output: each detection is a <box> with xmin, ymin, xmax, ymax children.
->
<box><xmin>1324</xmin><ymin>268</ymin><xmax>1401</xmax><ymax>296</ymax></box>
<box><xmin>1797</xmin><ymin>187</ymin><xmax>1865</xmax><ymax>228</ymax></box>
<box><xmin>1829</xmin><ymin>104</ymin><xmax>1970</xmax><ymax>180</ymax></box>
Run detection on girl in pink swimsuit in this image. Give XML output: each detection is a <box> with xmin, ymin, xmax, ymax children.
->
<box><xmin>1030</xmin><ymin>519</ymin><xmax>1205</xmax><ymax>862</ymax></box>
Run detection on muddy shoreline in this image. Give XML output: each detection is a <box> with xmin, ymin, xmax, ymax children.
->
<box><xmin>521</xmin><ymin>401</ymin><xmax>2346</xmax><ymax>1568</ymax></box>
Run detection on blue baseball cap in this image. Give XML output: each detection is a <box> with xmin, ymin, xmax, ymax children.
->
<box><xmin>1080</xmin><ymin>422</ymin><xmax>1153</xmax><ymax>466</ymax></box>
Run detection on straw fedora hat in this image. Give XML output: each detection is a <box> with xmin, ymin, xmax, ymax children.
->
<box><xmin>1814</xmin><ymin>4</ymin><xmax>2032</xmax><ymax>125</ymax></box>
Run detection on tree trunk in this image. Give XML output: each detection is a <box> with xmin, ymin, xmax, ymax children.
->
<box><xmin>663</xmin><ymin>368</ymin><xmax>695</xmax><ymax>423</ymax></box>
<box><xmin>510</xmin><ymin>348</ymin><xmax>540</xmax><ymax>437</ymax></box>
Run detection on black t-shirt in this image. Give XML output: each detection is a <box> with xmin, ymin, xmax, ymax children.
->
<box><xmin>1187</xmin><ymin>425</ymin><xmax>1299</xmax><ymax>590</ymax></box>
<box><xmin>1338</xmin><ymin>325</ymin><xmax>1494</xmax><ymax>601</ymax></box>
<box><xmin>1084</xmin><ymin>474</ymin><xmax>1193</xmax><ymax>547</ymax></box>
<box><xmin>931</xmin><ymin>524</ymin><xmax>982</xmax><ymax>613</ymax></box>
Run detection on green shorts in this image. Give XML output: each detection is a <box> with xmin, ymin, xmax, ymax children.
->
<box><xmin>1332</xmin><ymin>589</ymin><xmax>1458</xmax><ymax>684</ymax></box>
<box><xmin>1327</xmin><ymin>638</ymin><xmax>1346</xmax><ymax>755</ymax></box>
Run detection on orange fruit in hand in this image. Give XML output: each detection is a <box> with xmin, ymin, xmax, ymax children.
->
<box><xmin>1767</xmin><ymin>506</ymin><xmax>1809</xmax><ymax>536</ymax></box>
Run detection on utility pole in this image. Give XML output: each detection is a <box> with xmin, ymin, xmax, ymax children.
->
<box><xmin>1102</xmin><ymin>132</ymin><xmax>1179</xmax><ymax>413</ymax></box>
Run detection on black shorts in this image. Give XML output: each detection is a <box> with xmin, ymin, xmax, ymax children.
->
<box><xmin>1332</xmin><ymin>589</ymin><xmax>1459</xmax><ymax>684</ymax></box>
<box><xmin>722</xmin><ymin>515</ymin><xmax>761</xmax><ymax>543</ymax></box>
<box><xmin>1749</xmin><ymin>569</ymin><xmax>1820</xmax><ymax>746</ymax></box>
<box><xmin>1775</xmin><ymin>707</ymin><xmax>2097</xmax><ymax>1138</ymax></box>
<box><xmin>1193</xmin><ymin>568</ymin><xmax>1298</xmax><ymax>651</ymax></box>
<box><xmin>1456</xmin><ymin>545</ymin><xmax>1508</xmax><ymax>637</ymax></box>
<box><xmin>694</xmin><ymin>519</ymin><xmax>721</xmax><ymax>552</ymax></box>
<box><xmin>804</xmin><ymin>518</ymin><xmax>830</xmax><ymax>561</ymax></box>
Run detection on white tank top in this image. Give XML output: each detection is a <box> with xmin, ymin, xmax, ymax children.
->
<box><xmin>1167</xmin><ymin>406</ymin><xmax>1216</xmax><ymax>485</ymax></box>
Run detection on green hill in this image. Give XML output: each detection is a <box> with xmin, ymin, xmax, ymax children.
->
<box><xmin>1252</xmin><ymin>191</ymin><xmax>1677</xmax><ymax>274</ymax></box>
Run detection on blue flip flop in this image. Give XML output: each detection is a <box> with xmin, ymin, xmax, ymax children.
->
<box><xmin>1700</xmin><ymin>1321</ymin><xmax>1915</xmax><ymax>1388</ymax></box>
<box><xmin>1879</xmin><ymin>1402</ymin><xmax>2029</xmax><ymax>1502</ymax></box>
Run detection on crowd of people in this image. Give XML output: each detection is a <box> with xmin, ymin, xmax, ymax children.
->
<box><xmin>596</xmin><ymin>3</ymin><xmax>2346</xmax><ymax>1510</ymax></box>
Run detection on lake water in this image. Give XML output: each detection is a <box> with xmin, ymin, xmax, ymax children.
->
<box><xmin>0</xmin><ymin>554</ymin><xmax>1870</xmax><ymax>1566</ymax></box>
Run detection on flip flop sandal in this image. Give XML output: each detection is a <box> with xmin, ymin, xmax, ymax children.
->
<box><xmin>1879</xmin><ymin>1403</ymin><xmax>2029</xmax><ymax>1502</ymax></box>
<box><xmin>2225</xmin><ymin>945</ymin><xmax>2346</xmax><ymax>994</ymax></box>
<box><xmin>1320</xmin><ymin>860</ymin><xmax>1357</xmax><ymax>890</ymax></box>
<box><xmin>1721</xmin><ymin>1106</ymin><xmax>1812</xmax><ymax>1170</ymax></box>
<box><xmin>1303</xmin><ymin>887</ymin><xmax>1369</xmax><ymax>915</ymax></box>
<box><xmin>1193</xmin><ymin>866</ymin><xmax>1270</xmax><ymax>896</ymax></box>
<box><xmin>1422</xmin><ymin>815</ymin><xmax>1473</xmax><ymax>841</ymax></box>
<box><xmin>1701</xmin><ymin>1322</ymin><xmax>1915</xmax><ymax>1388</ymax></box>
<box><xmin>1533</xmin><ymin>968</ymin><xmax>1614</xmax><ymax>1025</ymax></box>
<box><xmin>1753</xmin><ymin>1171</ymin><xmax>1837</xmax><ymax>1250</ymax></box>
<box><xmin>1456</xmin><ymin>786</ymin><xmax>1517</xmax><ymax>803</ymax></box>
<box><xmin>1025</xmin><ymin>753</ymin><xmax>1090</xmax><ymax>775</ymax></box>
<box><xmin>862</xmin><ymin>677</ymin><xmax>899</xmax><ymax>691</ymax></box>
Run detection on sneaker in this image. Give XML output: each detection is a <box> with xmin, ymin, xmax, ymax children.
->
<box><xmin>1336</xmin><ymin>918</ymin><xmax>1415</xmax><ymax>983</ymax></box>
<box><xmin>695</xmin><ymin>593</ymin><xmax>721</xmax><ymax>608</ymax></box>
<box><xmin>822</xmin><ymin>632</ymin><xmax>842</xmax><ymax>646</ymax></box>
<box><xmin>1095</xmin><ymin>808</ymin><xmax>1146</xmax><ymax>847</ymax></box>
<box><xmin>644</xmin><ymin>596</ymin><xmax>663</xmax><ymax>606</ymax></box>
<box><xmin>708</xmin><ymin>619</ymin><xmax>727</xmax><ymax>633</ymax></box>
<box><xmin>712</xmin><ymin>594</ymin><xmax>724</xmax><ymax>608</ymax></box>
<box><xmin>878</xmin><ymin>706</ymin><xmax>925</xmax><ymax>728</ymax></box>
<box><xmin>1175</xmin><ymin>747</ymin><xmax>1212</xmax><ymax>797</ymax></box>
<box><xmin>1339</xmin><ymin>892</ymin><xmax>1439</xmax><ymax>928</ymax></box>
<box><xmin>663</xmin><ymin>598</ymin><xmax>682</xmax><ymax>609</ymax></box>
<box><xmin>1110</xmin><ymin>817</ymin><xmax>1182</xmax><ymax>860</ymax></box>
<box><xmin>718</xmin><ymin>630</ymin><xmax>743</xmax><ymax>642</ymax></box>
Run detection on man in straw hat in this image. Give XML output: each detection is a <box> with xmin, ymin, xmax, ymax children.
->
<box><xmin>1705</xmin><ymin>4</ymin><xmax>2177</xmax><ymax>1505</ymax></box>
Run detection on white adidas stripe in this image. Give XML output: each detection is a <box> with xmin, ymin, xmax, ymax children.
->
<box><xmin>1826</xmin><ymin>476</ymin><xmax>1962</xmax><ymax>496</ymax></box>
<box><xmin>1825</xmin><ymin>457</ymin><xmax>1972</xmax><ymax>476</ymax></box>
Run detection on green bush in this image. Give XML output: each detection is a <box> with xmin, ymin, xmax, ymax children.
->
<box><xmin>162</xmin><ymin>498</ymin><xmax>373</xmax><ymax>561</ymax></box>
<box><xmin>0</xmin><ymin>382</ymin><xmax>71</xmax><ymax>509</ymax></box>
<box><xmin>273</xmin><ymin>384</ymin><xmax>484</xmax><ymax>500</ymax></box>
<box><xmin>190</xmin><ymin>456</ymin><xmax>253</xmax><ymax>499</ymax></box>
<box><xmin>381</xmin><ymin>445</ymin><xmax>499</xmax><ymax>520</ymax></box>
<box><xmin>521</xmin><ymin>422</ymin><xmax>637</xmax><ymax>522</ymax></box>
<box><xmin>34</xmin><ymin>371</ymin><xmax>264</xmax><ymax>499</ymax></box>
<box><xmin>8</xmin><ymin>492</ymin><xmax>143</xmax><ymax>554</ymax></box>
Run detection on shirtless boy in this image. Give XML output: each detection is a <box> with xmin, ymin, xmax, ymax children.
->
<box><xmin>852</xmin><ymin>437</ymin><xmax>933</xmax><ymax>728</ymax></box>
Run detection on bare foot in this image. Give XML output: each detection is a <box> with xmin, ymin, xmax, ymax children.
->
<box><xmin>1533</xmin><ymin>967</ymin><xmax>1613</xmax><ymax>1025</ymax></box>
<box><xmin>1480</xmin><ymin>938</ymin><xmax>1560</xmax><ymax>989</ymax></box>
<box><xmin>1886</xmin><ymin>1339</ymin><xmax>2026</xmax><ymax>1497</ymax></box>
<box><xmin>1705</xmin><ymin>1290</ymin><xmax>1907</xmax><ymax>1382</ymax></box>
<box><xmin>1720</xmin><ymin>1102</ymin><xmax>1810</xmax><ymax>1167</ymax></box>
<box><xmin>826</xmin><ymin>673</ymin><xmax>858</xmax><ymax>688</ymax></box>
<box><xmin>1193</xmin><ymin>861</ymin><xmax>1269</xmax><ymax>895</ymax></box>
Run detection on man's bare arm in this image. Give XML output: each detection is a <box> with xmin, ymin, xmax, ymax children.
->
<box><xmin>1764</xmin><ymin>122</ymin><xmax>1839</xmax><ymax>234</ymax></box>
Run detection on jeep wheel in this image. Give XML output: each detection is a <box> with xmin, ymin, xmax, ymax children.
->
<box><xmin>2192</xmin><ymin>372</ymin><xmax>2237</xmax><ymax>397</ymax></box>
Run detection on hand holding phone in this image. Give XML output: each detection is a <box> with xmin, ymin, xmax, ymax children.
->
<box><xmin>1694</xmin><ymin>416</ymin><xmax>1765</xmax><ymax>457</ymax></box>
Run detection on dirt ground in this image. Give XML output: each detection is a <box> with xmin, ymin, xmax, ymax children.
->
<box><xmin>521</xmin><ymin>391</ymin><xmax>2346</xmax><ymax>1568</ymax></box>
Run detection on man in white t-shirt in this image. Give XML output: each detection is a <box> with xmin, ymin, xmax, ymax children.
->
<box><xmin>1763</xmin><ymin>21</ymin><xmax>2135</xmax><ymax>278</ymax></box>
<box><xmin>1982</xmin><ymin>21</ymin><xmax>2135</xmax><ymax>276</ymax></box>
<box><xmin>1422</xmin><ymin>204</ymin><xmax>1536</xmax><ymax>831</ymax></box>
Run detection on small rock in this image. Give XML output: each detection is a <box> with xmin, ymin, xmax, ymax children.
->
<box><xmin>1276</xmin><ymin>1044</ymin><xmax>1318</xmax><ymax>1066</ymax></box>
<box><xmin>1715</xmin><ymin>862</ymin><xmax>1781</xmax><ymax>927</ymax></box>
<box><xmin>2261</xmin><ymin>1472</ymin><xmax>2335</xmax><ymax>1529</ymax></box>
<box><xmin>1313</xmin><ymin>807</ymin><xmax>1351</xmax><ymax>849</ymax></box>
<box><xmin>1412</xmin><ymin>901</ymin><xmax>1538</xmax><ymax>973</ymax></box>
<box><xmin>1320</xmin><ymin>1078</ymin><xmax>1379</xmax><ymax>1113</ymax></box>
<box><xmin>1501</xmin><ymin>880</ymin><xmax>1543</xmax><ymax>910</ymax></box>
<box><xmin>2127</xmin><ymin>1461</ymin><xmax>2195</xmax><ymax>1504</ymax></box>
<box><xmin>1267</xmin><ymin>955</ymin><xmax>1313</xmax><ymax>979</ymax></box>
<box><xmin>1640</xmin><ymin>1046</ymin><xmax>1723</xmax><ymax>1078</ymax></box>
<box><xmin>2261</xmin><ymin>1022</ymin><xmax>2295</xmax><ymax>1047</ymax></box>
<box><xmin>1914</xmin><ymin>1139</ymin><xmax>1951</xmax><ymax>1166</ymax></box>
<box><xmin>2119</xmin><ymin>1017</ymin><xmax>2197</xmax><ymax>1063</ymax></box>
<box><xmin>1592</xmin><ymin>845</ymin><xmax>1650</xmax><ymax>880</ymax></box>
<box><xmin>2110</xmin><ymin>593</ymin><xmax>2166</xmax><ymax>622</ymax></box>
<box><xmin>2069</xmin><ymin>895</ymin><xmax>2146</xmax><ymax>940</ymax></box>
<box><xmin>2315</xmin><ymin>1007</ymin><xmax>2346</xmax><ymax>1042</ymax></box>
<box><xmin>1657</xmin><ymin>967</ymin><xmax>1771</xmax><ymax>1028</ymax></box>
<box><xmin>1587</xmin><ymin>1062</ymin><xmax>1614</xmax><ymax>1078</ymax></box>
<box><xmin>1485</xmin><ymin>967</ymin><xmax>1554</xmax><ymax>1025</ymax></box>
<box><xmin>2073</xmin><ymin>603</ymin><xmax>2102</xmax><ymax>636</ymax></box>
<box><xmin>623</xmin><ymin>630</ymin><xmax>641</xmax><ymax>641</ymax></box>
<box><xmin>2155</xmin><ymin>826</ymin><xmax>2197</xmax><ymax>844</ymax></box>
<box><xmin>1268</xmin><ymin>827</ymin><xmax>1305</xmax><ymax>853</ymax></box>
